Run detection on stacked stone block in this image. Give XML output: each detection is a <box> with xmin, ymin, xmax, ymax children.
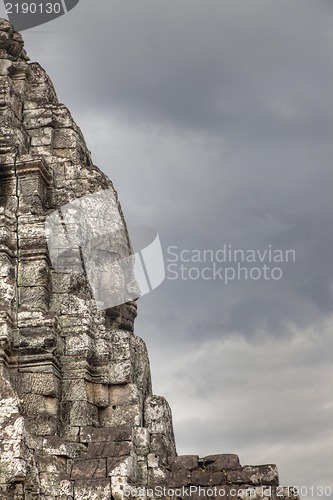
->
<box><xmin>0</xmin><ymin>18</ymin><xmax>300</xmax><ymax>499</ymax></box>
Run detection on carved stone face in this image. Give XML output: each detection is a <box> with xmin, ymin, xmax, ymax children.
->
<box><xmin>46</xmin><ymin>189</ymin><xmax>141</xmax><ymax>310</ymax></box>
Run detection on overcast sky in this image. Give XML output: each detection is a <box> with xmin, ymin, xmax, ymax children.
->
<box><xmin>4</xmin><ymin>0</ymin><xmax>333</xmax><ymax>497</ymax></box>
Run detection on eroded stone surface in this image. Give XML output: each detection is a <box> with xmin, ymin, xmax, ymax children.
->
<box><xmin>0</xmin><ymin>18</ymin><xmax>300</xmax><ymax>499</ymax></box>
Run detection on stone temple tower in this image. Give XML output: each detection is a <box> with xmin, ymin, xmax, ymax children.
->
<box><xmin>0</xmin><ymin>19</ymin><xmax>300</xmax><ymax>500</ymax></box>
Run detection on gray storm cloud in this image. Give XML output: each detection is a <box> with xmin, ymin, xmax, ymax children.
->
<box><xmin>19</xmin><ymin>1</ymin><xmax>333</xmax><ymax>497</ymax></box>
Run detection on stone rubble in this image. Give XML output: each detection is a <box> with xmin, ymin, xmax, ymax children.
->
<box><xmin>0</xmin><ymin>18</ymin><xmax>300</xmax><ymax>500</ymax></box>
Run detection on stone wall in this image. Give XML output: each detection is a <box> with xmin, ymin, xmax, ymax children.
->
<box><xmin>0</xmin><ymin>19</ymin><xmax>300</xmax><ymax>500</ymax></box>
